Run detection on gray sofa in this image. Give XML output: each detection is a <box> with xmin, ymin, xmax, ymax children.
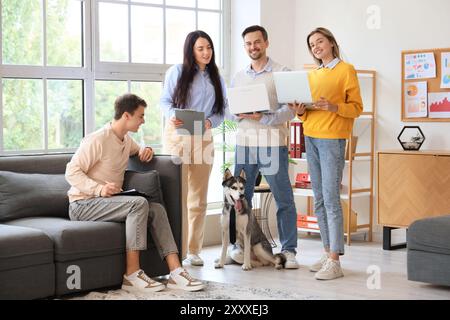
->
<box><xmin>407</xmin><ymin>215</ymin><xmax>450</xmax><ymax>287</ymax></box>
<box><xmin>0</xmin><ymin>154</ymin><xmax>183</xmax><ymax>299</ymax></box>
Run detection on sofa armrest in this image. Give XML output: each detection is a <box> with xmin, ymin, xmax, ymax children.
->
<box><xmin>127</xmin><ymin>155</ymin><xmax>185</xmax><ymax>256</ymax></box>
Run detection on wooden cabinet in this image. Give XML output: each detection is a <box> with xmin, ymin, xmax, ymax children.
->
<box><xmin>377</xmin><ymin>150</ymin><xmax>450</xmax><ymax>228</ymax></box>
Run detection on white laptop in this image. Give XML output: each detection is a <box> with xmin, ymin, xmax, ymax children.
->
<box><xmin>227</xmin><ymin>84</ymin><xmax>272</xmax><ymax>114</ymax></box>
<box><xmin>273</xmin><ymin>71</ymin><xmax>315</xmax><ymax>109</ymax></box>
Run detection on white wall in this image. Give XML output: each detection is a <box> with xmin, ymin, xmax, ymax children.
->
<box><xmin>216</xmin><ymin>0</ymin><xmax>450</xmax><ymax>246</ymax></box>
<box><xmin>230</xmin><ymin>0</ymin><xmax>297</xmax><ymax>76</ymax></box>
<box><xmin>230</xmin><ymin>0</ymin><xmax>261</xmax><ymax>77</ymax></box>
<box><xmin>294</xmin><ymin>0</ymin><xmax>450</xmax><ymax>151</ymax></box>
<box><xmin>260</xmin><ymin>0</ymin><xmax>296</xmax><ymax>69</ymax></box>
<box><xmin>291</xmin><ymin>0</ymin><xmax>450</xmax><ymax>241</ymax></box>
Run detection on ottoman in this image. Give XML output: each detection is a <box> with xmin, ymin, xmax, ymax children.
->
<box><xmin>407</xmin><ymin>215</ymin><xmax>450</xmax><ymax>286</ymax></box>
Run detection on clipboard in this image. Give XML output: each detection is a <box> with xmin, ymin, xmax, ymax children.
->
<box><xmin>175</xmin><ymin>109</ymin><xmax>205</xmax><ymax>135</ymax></box>
<box><xmin>113</xmin><ymin>189</ymin><xmax>149</xmax><ymax>197</ymax></box>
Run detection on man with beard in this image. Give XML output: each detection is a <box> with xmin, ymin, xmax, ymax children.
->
<box><xmin>228</xmin><ymin>25</ymin><xmax>299</xmax><ymax>269</ymax></box>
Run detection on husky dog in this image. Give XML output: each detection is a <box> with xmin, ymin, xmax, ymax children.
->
<box><xmin>215</xmin><ymin>169</ymin><xmax>286</xmax><ymax>271</ymax></box>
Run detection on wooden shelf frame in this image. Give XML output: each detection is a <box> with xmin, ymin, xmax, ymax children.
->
<box><xmin>292</xmin><ymin>70</ymin><xmax>376</xmax><ymax>244</ymax></box>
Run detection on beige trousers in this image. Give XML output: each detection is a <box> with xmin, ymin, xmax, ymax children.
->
<box><xmin>163</xmin><ymin>124</ymin><xmax>214</xmax><ymax>255</ymax></box>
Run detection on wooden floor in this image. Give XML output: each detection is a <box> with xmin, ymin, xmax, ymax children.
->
<box><xmin>184</xmin><ymin>236</ymin><xmax>450</xmax><ymax>300</ymax></box>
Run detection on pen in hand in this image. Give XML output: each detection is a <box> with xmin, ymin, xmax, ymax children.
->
<box><xmin>101</xmin><ymin>181</ymin><xmax>123</xmax><ymax>197</ymax></box>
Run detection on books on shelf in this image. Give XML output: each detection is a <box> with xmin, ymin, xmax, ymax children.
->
<box><xmin>295</xmin><ymin>172</ymin><xmax>311</xmax><ymax>189</ymax></box>
<box><xmin>297</xmin><ymin>214</ymin><xmax>318</xmax><ymax>223</ymax></box>
<box><xmin>297</xmin><ymin>213</ymin><xmax>319</xmax><ymax>229</ymax></box>
<box><xmin>297</xmin><ymin>221</ymin><xmax>320</xmax><ymax>230</ymax></box>
<box><xmin>289</xmin><ymin>121</ymin><xmax>305</xmax><ymax>158</ymax></box>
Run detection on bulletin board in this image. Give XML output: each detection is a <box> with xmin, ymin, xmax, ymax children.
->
<box><xmin>402</xmin><ymin>48</ymin><xmax>450</xmax><ymax>122</ymax></box>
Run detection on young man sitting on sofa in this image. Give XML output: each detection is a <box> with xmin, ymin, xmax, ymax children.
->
<box><xmin>65</xmin><ymin>93</ymin><xmax>205</xmax><ymax>293</ymax></box>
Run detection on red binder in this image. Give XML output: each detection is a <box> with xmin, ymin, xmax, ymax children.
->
<box><xmin>290</xmin><ymin>122</ymin><xmax>296</xmax><ymax>158</ymax></box>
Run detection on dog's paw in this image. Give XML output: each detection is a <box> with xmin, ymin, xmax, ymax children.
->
<box><xmin>214</xmin><ymin>262</ymin><xmax>224</xmax><ymax>269</ymax></box>
<box><xmin>274</xmin><ymin>263</ymin><xmax>283</xmax><ymax>270</ymax></box>
<box><xmin>242</xmin><ymin>263</ymin><xmax>252</xmax><ymax>271</ymax></box>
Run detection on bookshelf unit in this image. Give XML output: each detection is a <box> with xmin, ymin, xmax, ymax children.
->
<box><xmin>290</xmin><ymin>70</ymin><xmax>377</xmax><ymax>245</ymax></box>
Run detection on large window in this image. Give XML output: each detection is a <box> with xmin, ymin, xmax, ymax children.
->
<box><xmin>96</xmin><ymin>0</ymin><xmax>223</xmax><ymax>66</ymax></box>
<box><xmin>1</xmin><ymin>0</ymin><xmax>228</xmax><ymax>205</ymax></box>
<box><xmin>1</xmin><ymin>0</ymin><xmax>227</xmax><ymax>154</ymax></box>
<box><xmin>94</xmin><ymin>80</ymin><xmax>163</xmax><ymax>150</ymax></box>
<box><xmin>1</xmin><ymin>0</ymin><xmax>86</xmax><ymax>154</ymax></box>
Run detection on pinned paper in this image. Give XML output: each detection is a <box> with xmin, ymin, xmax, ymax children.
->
<box><xmin>405</xmin><ymin>53</ymin><xmax>436</xmax><ymax>80</ymax></box>
<box><xmin>428</xmin><ymin>92</ymin><xmax>450</xmax><ymax>118</ymax></box>
<box><xmin>405</xmin><ymin>81</ymin><xmax>428</xmax><ymax>118</ymax></box>
<box><xmin>441</xmin><ymin>52</ymin><xmax>450</xmax><ymax>89</ymax></box>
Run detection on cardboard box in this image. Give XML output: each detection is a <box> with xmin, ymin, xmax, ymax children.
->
<box><xmin>341</xmin><ymin>200</ymin><xmax>358</xmax><ymax>232</ymax></box>
<box><xmin>345</xmin><ymin>136</ymin><xmax>358</xmax><ymax>160</ymax></box>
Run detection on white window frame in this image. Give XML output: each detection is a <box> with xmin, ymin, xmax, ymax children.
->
<box><xmin>0</xmin><ymin>0</ymin><xmax>92</xmax><ymax>155</ymax></box>
<box><xmin>93</xmin><ymin>0</ymin><xmax>229</xmax><ymax>77</ymax></box>
<box><xmin>91</xmin><ymin>0</ymin><xmax>230</xmax><ymax>175</ymax></box>
<box><xmin>0</xmin><ymin>0</ymin><xmax>231</xmax><ymax>171</ymax></box>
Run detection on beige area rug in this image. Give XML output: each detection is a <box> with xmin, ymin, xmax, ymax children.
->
<box><xmin>70</xmin><ymin>281</ymin><xmax>318</xmax><ymax>300</ymax></box>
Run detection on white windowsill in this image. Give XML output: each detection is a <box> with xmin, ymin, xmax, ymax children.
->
<box><xmin>206</xmin><ymin>208</ymin><xmax>223</xmax><ymax>216</ymax></box>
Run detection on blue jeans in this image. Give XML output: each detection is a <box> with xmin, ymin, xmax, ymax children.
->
<box><xmin>234</xmin><ymin>145</ymin><xmax>298</xmax><ymax>253</ymax></box>
<box><xmin>305</xmin><ymin>136</ymin><xmax>346</xmax><ymax>255</ymax></box>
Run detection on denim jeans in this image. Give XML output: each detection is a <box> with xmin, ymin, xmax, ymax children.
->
<box><xmin>234</xmin><ymin>145</ymin><xmax>298</xmax><ymax>253</ymax></box>
<box><xmin>305</xmin><ymin>136</ymin><xmax>346</xmax><ymax>255</ymax></box>
<box><xmin>69</xmin><ymin>196</ymin><xmax>178</xmax><ymax>258</ymax></box>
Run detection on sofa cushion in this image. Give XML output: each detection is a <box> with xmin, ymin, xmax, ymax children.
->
<box><xmin>5</xmin><ymin>217</ymin><xmax>126</xmax><ymax>262</ymax></box>
<box><xmin>0</xmin><ymin>224</ymin><xmax>53</xmax><ymax>272</ymax></box>
<box><xmin>408</xmin><ymin>215</ymin><xmax>450</xmax><ymax>255</ymax></box>
<box><xmin>123</xmin><ymin>170</ymin><xmax>165</xmax><ymax>206</ymax></box>
<box><xmin>0</xmin><ymin>171</ymin><xmax>70</xmax><ymax>222</ymax></box>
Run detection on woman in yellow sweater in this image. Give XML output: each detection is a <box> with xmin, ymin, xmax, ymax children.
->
<box><xmin>290</xmin><ymin>27</ymin><xmax>363</xmax><ymax>280</ymax></box>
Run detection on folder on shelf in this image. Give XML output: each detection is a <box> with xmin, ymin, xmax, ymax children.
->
<box><xmin>290</xmin><ymin>122</ymin><xmax>296</xmax><ymax>158</ymax></box>
<box><xmin>295</xmin><ymin>122</ymin><xmax>305</xmax><ymax>158</ymax></box>
<box><xmin>289</xmin><ymin>122</ymin><xmax>305</xmax><ymax>159</ymax></box>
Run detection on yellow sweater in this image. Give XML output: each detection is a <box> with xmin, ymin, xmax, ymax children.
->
<box><xmin>299</xmin><ymin>61</ymin><xmax>363</xmax><ymax>139</ymax></box>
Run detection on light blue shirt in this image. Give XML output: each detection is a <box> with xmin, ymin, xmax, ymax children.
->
<box><xmin>318</xmin><ymin>57</ymin><xmax>341</xmax><ymax>69</ymax></box>
<box><xmin>160</xmin><ymin>64</ymin><xmax>227</xmax><ymax>128</ymax></box>
<box><xmin>229</xmin><ymin>57</ymin><xmax>295</xmax><ymax>126</ymax></box>
<box><xmin>243</xmin><ymin>57</ymin><xmax>278</xmax><ymax>79</ymax></box>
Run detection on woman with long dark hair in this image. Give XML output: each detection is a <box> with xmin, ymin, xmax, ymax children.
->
<box><xmin>160</xmin><ymin>30</ymin><xmax>227</xmax><ymax>266</ymax></box>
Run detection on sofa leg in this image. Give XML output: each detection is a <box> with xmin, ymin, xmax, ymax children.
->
<box><xmin>383</xmin><ymin>226</ymin><xmax>407</xmax><ymax>250</ymax></box>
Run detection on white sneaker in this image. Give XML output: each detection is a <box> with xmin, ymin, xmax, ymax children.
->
<box><xmin>167</xmin><ymin>269</ymin><xmax>206</xmax><ymax>292</ymax></box>
<box><xmin>282</xmin><ymin>251</ymin><xmax>299</xmax><ymax>269</ymax></box>
<box><xmin>309</xmin><ymin>253</ymin><xmax>330</xmax><ymax>272</ymax></box>
<box><xmin>314</xmin><ymin>258</ymin><xmax>344</xmax><ymax>280</ymax></box>
<box><xmin>184</xmin><ymin>253</ymin><xmax>204</xmax><ymax>266</ymax></box>
<box><xmin>121</xmin><ymin>270</ymin><xmax>165</xmax><ymax>293</ymax></box>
